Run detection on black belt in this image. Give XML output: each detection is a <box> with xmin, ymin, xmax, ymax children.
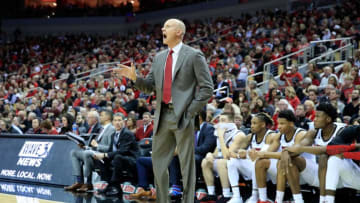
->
<box><xmin>161</xmin><ymin>102</ymin><xmax>174</xmax><ymax>109</ymax></box>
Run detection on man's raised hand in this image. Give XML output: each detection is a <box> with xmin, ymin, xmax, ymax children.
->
<box><xmin>113</xmin><ymin>63</ymin><xmax>137</xmax><ymax>81</ymax></box>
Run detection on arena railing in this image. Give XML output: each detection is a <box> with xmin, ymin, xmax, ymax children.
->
<box><xmin>247</xmin><ymin>37</ymin><xmax>354</xmax><ymax>93</ymax></box>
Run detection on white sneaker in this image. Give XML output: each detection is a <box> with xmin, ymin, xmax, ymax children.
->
<box><xmin>227</xmin><ymin>196</ymin><xmax>244</xmax><ymax>203</ymax></box>
<box><xmin>245</xmin><ymin>195</ymin><xmax>259</xmax><ymax>203</ymax></box>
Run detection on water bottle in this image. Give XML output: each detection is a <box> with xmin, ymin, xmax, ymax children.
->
<box><xmin>72</xmin><ymin>123</ymin><xmax>78</xmax><ymax>134</ymax></box>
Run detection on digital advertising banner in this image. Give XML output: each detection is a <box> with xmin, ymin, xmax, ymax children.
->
<box><xmin>0</xmin><ymin>180</ymin><xmax>74</xmax><ymax>203</ymax></box>
<box><xmin>0</xmin><ymin>134</ymin><xmax>77</xmax><ymax>186</ymax></box>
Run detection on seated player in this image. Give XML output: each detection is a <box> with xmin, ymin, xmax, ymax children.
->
<box><xmin>281</xmin><ymin>103</ymin><xmax>345</xmax><ymax>203</ymax></box>
<box><xmin>200</xmin><ymin>112</ymin><xmax>245</xmax><ymax>202</ymax></box>
<box><xmin>226</xmin><ymin>112</ymin><xmax>277</xmax><ymax>203</ymax></box>
<box><xmin>247</xmin><ymin>110</ymin><xmax>306</xmax><ymax>203</ymax></box>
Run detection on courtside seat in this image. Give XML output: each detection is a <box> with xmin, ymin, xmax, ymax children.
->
<box><xmin>138</xmin><ymin>138</ymin><xmax>152</xmax><ymax>157</ymax></box>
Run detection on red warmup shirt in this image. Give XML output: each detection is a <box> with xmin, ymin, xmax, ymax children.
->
<box><xmin>342</xmin><ymin>86</ymin><xmax>354</xmax><ymax>102</ymax></box>
<box><xmin>354</xmin><ymin>76</ymin><xmax>360</xmax><ymax>86</ymax></box>
<box><xmin>73</xmin><ymin>98</ymin><xmax>82</xmax><ymax>107</ymax></box>
<box><xmin>306</xmin><ymin>109</ymin><xmax>316</xmax><ymax>121</ymax></box>
<box><xmin>287</xmin><ymin>96</ymin><xmax>301</xmax><ymax>110</ymax></box>
<box><xmin>113</xmin><ymin>107</ymin><xmax>128</xmax><ymax>117</ymax></box>
<box><xmin>44</xmin><ymin>128</ymin><xmax>58</xmax><ymax>135</ymax></box>
<box><xmin>26</xmin><ymin>89</ymin><xmax>38</xmax><ymax>98</ymax></box>
<box><xmin>271</xmin><ymin>52</ymin><xmax>283</xmax><ymax>66</ymax></box>
<box><xmin>272</xmin><ymin>113</ymin><xmax>279</xmax><ymax>130</ymax></box>
<box><xmin>280</xmin><ymin>72</ymin><xmax>303</xmax><ymax>86</ymax></box>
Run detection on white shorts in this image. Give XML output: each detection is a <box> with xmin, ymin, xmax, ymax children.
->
<box><xmin>267</xmin><ymin>159</ymin><xmax>278</xmax><ymax>184</ymax></box>
<box><xmin>252</xmin><ymin>158</ymin><xmax>278</xmax><ymax>189</ymax></box>
<box><xmin>213</xmin><ymin>159</ymin><xmax>219</xmax><ymax>174</ymax></box>
<box><xmin>213</xmin><ymin>158</ymin><xmax>227</xmax><ymax>175</ymax></box>
<box><xmin>299</xmin><ymin>158</ymin><xmax>319</xmax><ymax>187</ymax></box>
<box><xmin>326</xmin><ymin>156</ymin><xmax>360</xmax><ymax>190</ymax></box>
<box><xmin>227</xmin><ymin>158</ymin><xmax>254</xmax><ymax>180</ymax></box>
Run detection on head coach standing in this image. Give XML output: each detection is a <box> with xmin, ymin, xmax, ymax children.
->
<box><xmin>114</xmin><ymin>18</ymin><xmax>214</xmax><ymax>203</ymax></box>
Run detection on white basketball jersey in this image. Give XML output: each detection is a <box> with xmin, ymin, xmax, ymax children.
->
<box><xmin>314</xmin><ymin>122</ymin><xmax>346</xmax><ymax>146</ymax></box>
<box><xmin>249</xmin><ymin>129</ymin><xmax>274</xmax><ymax>151</ymax></box>
<box><xmin>280</xmin><ymin>128</ymin><xmax>305</xmax><ymax>150</ymax></box>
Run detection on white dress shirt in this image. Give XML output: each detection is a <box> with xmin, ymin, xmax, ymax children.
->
<box><xmin>96</xmin><ymin>123</ymin><xmax>110</xmax><ymax>142</ymax></box>
<box><xmin>164</xmin><ymin>42</ymin><xmax>183</xmax><ymax>80</ymax></box>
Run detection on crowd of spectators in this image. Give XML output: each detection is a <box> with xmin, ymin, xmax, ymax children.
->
<box><xmin>1</xmin><ymin>0</ymin><xmax>360</xmax><ymax>201</ymax></box>
<box><xmin>0</xmin><ymin>0</ymin><xmax>360</xmax><ymax>137</ymax></box>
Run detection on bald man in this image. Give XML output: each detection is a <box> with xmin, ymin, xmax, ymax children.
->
<box><xmin>114</xmin><ymin>18</ymin><xmax>213</xmax><ymax>203</ymax></box>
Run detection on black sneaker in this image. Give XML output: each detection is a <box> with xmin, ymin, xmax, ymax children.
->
<box><xmin>105</xmin><ymin>186</ymin><xmax>123</xmax><ymax>196</ymax></box>
<box><xmin>217</xmin><ymin>196</ymin><xmax>231</xmax><ymax>203</ymax></box>
<box><xmin>198</xmin><ymin>194</ymin><xmax>217</xmax><ymax>203</ymax></box>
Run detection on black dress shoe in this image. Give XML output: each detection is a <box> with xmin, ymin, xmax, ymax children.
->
<box><xmin>105</xmin><ymin>186</ymin><xmax>123</xmax><ymax>196</ymax></box>
<box><xmin>217</xmin><ymin>196</ymin><xmax>231</xmax><ymax>203</ymax></box>
<box><xmin>198</xmin><ymin>194</ymin><xmax>216</xmax><ymax>202</ymax></box>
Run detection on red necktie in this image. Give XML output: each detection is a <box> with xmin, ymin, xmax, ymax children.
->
<box><xmin>163</xmin><ymin>49</ymin><xmax>174</xmax><ymax>104</ymax></box>
<box><xmin>87</xmin><ymin>125</ymin><xmax>93</xmax><ymax>134</ymax></box>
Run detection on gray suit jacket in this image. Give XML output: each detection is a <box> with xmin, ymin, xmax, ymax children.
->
<box><xmin>135</xmin><ymin>44</ymin><xmax>213</xmax><ymax>134</ymax></box>
<box><xmin>91</xmin><ymin>124</ymin><xmax>115</xmax><ymax>152</ymax></box>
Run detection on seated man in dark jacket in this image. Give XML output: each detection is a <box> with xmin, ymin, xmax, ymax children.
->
<box><xmin>194</xmin><ymin>109</ymin><xmax>217</xmax><ymax>177</ymax></box>
<box><xmin>93</xmin><ymin>113</ymin><xmax>139</xmax><ymax>196</ymax></box>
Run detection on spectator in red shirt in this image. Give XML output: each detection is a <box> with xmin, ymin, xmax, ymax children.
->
<box><xmin>40</xmin><ymin>119</ymin><xmax>59</xmax><ymax>135</ymax></box>
<box><xmin>285</xmin><ymin>86</ymin><xmax>301</xmax><ymax>110</ymax></box>
<box><xmin>304</xmin><ymin>100</ymin><xmax>316</xmax><ymax>121</ymax></box>
<box><xmin>113</xmin><ymin>99</ymin><xmax>128</xmax><ymax>117</ymax></box>
<box><xmin>135</xmin><ymin>112</ymin><xmax>153</xmax><ymax>141</ymax></box>
<box><xmin>271</xmin><ymin>47</ymin><xmax>283</xmax><ymax>67</ymax></box>
<box><xmin>341</xmin><ymin>75</ymin><xmax>354</xmax><ymax>103</ymax></box>
<box><xmin>306</xmin><ymin>62</ymin><xmax>320</xmax><ymax>78</ymax></box>
<box><xmin>280</xmin><ymin>64</ymin><xmax>303</xmax><ymax>86</ymax></box>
